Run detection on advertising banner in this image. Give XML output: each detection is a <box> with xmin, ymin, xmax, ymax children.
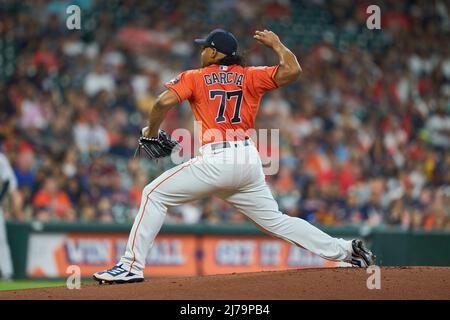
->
<box><xmin>26</xmin><ymin>232</ymin><xmax>343</xmax><ymax>278</ymax></box>
<box><xmin>26</xmin><ymin>233</ymin><xmax>198</xmax><ymax>278</ymax></box>
<box><xmin>200</xmin><ymin>235</ymin><xmax>340</xmax><ymax>275</ymax></box>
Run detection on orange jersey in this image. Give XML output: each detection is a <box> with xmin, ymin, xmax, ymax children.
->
<box><xmin>164</xmin><ymin>64</ymin><xmax>279</xmax><ymax>145</ymax></box>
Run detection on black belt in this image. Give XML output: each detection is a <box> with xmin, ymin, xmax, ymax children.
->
<box><xmin>210</xmin><ymin>140</ymin><xmax>251</xmax><ymax>151</ymax></box>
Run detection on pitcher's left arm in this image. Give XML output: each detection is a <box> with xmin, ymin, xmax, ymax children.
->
<box><xmin>145</xmin><ymin>90</ymin><xmax>179</xmax><ymax>138</ymax></box>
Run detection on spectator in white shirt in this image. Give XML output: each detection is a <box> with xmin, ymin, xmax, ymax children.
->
<box><xmin>84</xmin><ymin>63</ymin><xmax>116</xmax><ymax>97</ymax></box>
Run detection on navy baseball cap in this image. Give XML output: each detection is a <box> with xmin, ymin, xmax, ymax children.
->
<box><xmin>194</xmin><ymin>29</ymin><xmax>238</xmax><ymax>56</ymax></box>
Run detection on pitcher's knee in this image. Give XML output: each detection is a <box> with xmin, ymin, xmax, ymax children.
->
<box><xmin>142</xmin><ymin>183</ymin><xmax>154</xmax><ymax>197</ymax></box>
<box><xmin>256</xmin><ymin>212</ymin><xmax>291</xmax><ymax>234</ymax></box>
<box><xmin>143</xmin><ymin>179</ymin><xmax>164</xmax><ymax>197</ymax></box>
<box><xmin>142</xmin><ymin>184</ymin><xmax>167</xmax><ymax>208</ymax></box>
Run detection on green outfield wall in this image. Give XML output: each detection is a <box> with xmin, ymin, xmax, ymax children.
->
<box><xmin>5</xmin><ymin>222</ymin><xmax>450</xmax><ymax>279</ymax></box>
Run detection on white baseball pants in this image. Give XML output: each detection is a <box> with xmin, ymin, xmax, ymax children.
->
<box><xmin>120</xmin><ymin>141</ymin><xmax>353</xmax><ymax>274</ymax></box>
<box><xmin>0</xmin><ymin>208</ymin><xmax>13</xmax><ymax>279</ymax></box>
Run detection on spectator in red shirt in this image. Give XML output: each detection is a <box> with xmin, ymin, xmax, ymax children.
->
<box><xmin>32</xmin><ymin>41</ymin><xmax>58</xmax><ymax>72</ymax></box>
<box><xmin>32</xmin><ymin>177</ymin><xmax>73</xmax><ymax>220</ymax></box>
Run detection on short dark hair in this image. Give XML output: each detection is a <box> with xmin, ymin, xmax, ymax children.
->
<box><xmin>217</xmin><ymin>53</ymin><xmax>246</xmax><ymax>67</ymax></box>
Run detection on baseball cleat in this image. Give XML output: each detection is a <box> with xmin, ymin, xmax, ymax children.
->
<box><xmin>348</xmin><ymin>239</ymin><xmax>376</xmax><ymax>267</ymax></box>
<box><xmin>93</xmin><ymin>264</ymin><xmax>144</xmax><ymax>284</ymax></box>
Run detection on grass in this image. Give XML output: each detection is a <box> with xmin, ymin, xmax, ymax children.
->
<box><xmin>0</xmin><ymin>279</ymin><xmax>96</xmax><ymax>291</ymax></box>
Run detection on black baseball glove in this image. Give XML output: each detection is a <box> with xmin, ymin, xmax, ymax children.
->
<box><xmin>134</xmin><ymin>128</ymin><xmax>180</xmax><ymax>159</ymax></box>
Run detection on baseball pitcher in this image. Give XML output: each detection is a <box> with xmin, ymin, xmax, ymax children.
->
<box><xmin>94</xmin><ymin>29</ymin><xmax>375</xmax><ymax>284</ymax></box>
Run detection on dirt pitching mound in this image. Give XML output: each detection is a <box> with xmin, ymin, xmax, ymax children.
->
<box><xmin>1</xmin><ymin>267</ymin><xmax>449</xmax><ymax>300</ymax></box>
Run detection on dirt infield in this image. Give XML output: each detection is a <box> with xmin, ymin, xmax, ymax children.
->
<box><xmin>1</xmin><ymin>267</ymin><xmax>449</xmax><ymax>300</ymax></box>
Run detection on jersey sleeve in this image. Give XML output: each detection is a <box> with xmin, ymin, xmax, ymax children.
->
<box><xmin>163</xmin><ymin>70</ymin><xmax>196</xmax><ymax>103</ymax></box>
<box><xmin>246</xmin><ymin>65</ymin><xmax>279</xmax><ymax>95</ymax></box>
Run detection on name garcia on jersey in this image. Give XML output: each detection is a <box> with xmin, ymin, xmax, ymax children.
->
<box><xmin>203</xmin><ymin>71</ymin><xmax>244</xmax><ymax>87</ymax></box>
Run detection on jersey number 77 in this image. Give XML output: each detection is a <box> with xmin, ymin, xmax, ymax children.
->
<box><xmin>209</xmin><ymin>90</ymin><xmax>243</xmax><ymax>124</ymax></box>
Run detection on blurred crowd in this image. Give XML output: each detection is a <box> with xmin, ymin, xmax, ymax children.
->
<box><xmin>0</xmin><ymin>0</ymin><xmax>449</xmax><ymax>230</ymax></box>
